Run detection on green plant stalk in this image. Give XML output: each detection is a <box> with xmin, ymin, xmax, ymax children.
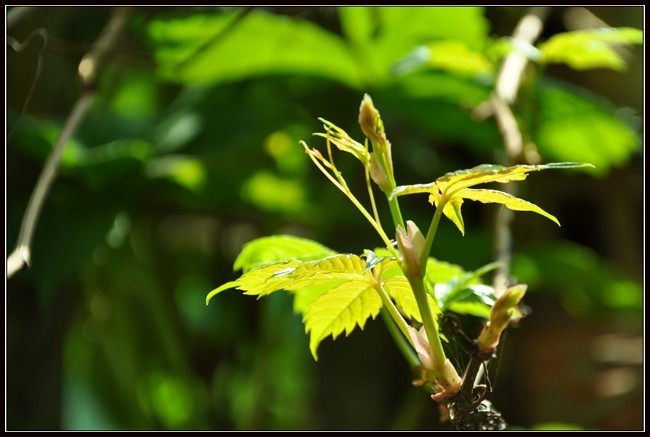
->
<box><xmin>405</xmin><ymin>201</ymin><xmax>450</xmax><ymax>378</ymax></box>
<box><xmin>420</xmin><ymin>201</ymin><xmax>446</xmax><ymax>275</ymax></box>
<box><xmin>380</xmin><ymin>308</ymin><xmax>420</xmax><ymax>367</ymax></box>
<box><xmin>302</xmin><ymin>142</ymin><xmax>400</xmax><ymax>259</ymax></box>
<box><xmin>408</xmin><ymin>275</ymin><xmax>447</xmax><ymax>378</ymax></box>
<box><xmin>373</xmin><ymin>281</ymin><xmax>414</xmax><ymax>348</ymax></box>
<box><xmin>387</xmin><ymin>195</ymin><xmax>405</xmax><ymax>231</ymax></box>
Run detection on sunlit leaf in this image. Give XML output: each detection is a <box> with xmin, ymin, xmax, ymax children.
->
<box><xmin>539</xmin><ymin>27</ymin><xmax>643</xmax><ymax>71</ymax></box>
<box><xmin>286</xmin><ymin>254</ymin><xmax>370</xmax><ymax>284</ymax></box>
<box><xmin>434</xmin><ymin>163</ymin><xmax>593</xmax><ymax>195</ymax></box>
<box><xmin>425</xmin><ymin>258</ymin><xmax>467</xmax><ymax>288</ymax></box>
<box><xmin>391</xmin><ymin>163</ymin><xmax>591</xmax><ymax>233</ymax></box>
<box><xmin>314</xmin><ymin>118</ymin><xmax>370</xmax><ymax>165</ymax></box>
<box><xmin>209</xmin><ymin>253</ymin><xmax>387</xmax><ymax>359</ymax></box>
<box><xmin>392</xmin><ymin>163</ymin><xmax>589</xmax><ymax>200</ymax></box>
<box><xmin>305</xmin><ymin>280</ymin><xmax>382</xmax><ymax>360</ymax></box>
<box><xmin>234</xmin><ymin>235</ymin><xmax>336</xmax><ymax>272</ymax></box>
<box><xmin>459</xmin><ymin>188</ymin><xmax>559</xmax><ymax>226</ymax></box>
<box><xmin>206</xmin><ymin>260</ymin><xmax>301</xmax><ymax>304</ymax></box>
<box><xmin>440</xmin><ymin>197</ymin><xmax>465</xmax><ymax>235</ymax></box>
<box><xmin>293</xmin><ymin>282</ymin><xmax>343</xmax><ymax>315</ymax></box>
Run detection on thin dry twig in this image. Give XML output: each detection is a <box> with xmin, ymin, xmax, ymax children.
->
<box><xmin>7</xmin><ymin>7</ymin><xmax>132</xmax><ymax>278</ymax></box>
<box><xmin>475</xmin><ymin>7</ymin><xmax>549</xmax><ymax>298</ymax></box>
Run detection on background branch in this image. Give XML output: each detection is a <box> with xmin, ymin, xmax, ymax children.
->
<box><xmin>7</xmin><ymin>7</ymin><xmax>132</xmax><ymax>278</ymax></box>
<box><xmin>479</xmin><ymin>7</ymin><xmax>549</xmax><ymax>297</ymax></box>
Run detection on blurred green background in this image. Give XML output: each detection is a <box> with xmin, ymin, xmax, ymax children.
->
<box><xmin>6</xmin><ymin>6</ymin><xmax>643</xmax><ymax>430</ymax></box>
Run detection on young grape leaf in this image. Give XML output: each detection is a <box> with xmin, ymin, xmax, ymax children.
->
<box><xmin>206</xmin><ymin>260</ymin><xmax>302</xmax><ymax>304</ymax></box>
<box><xmin>460</xmin><ymin>188</ymin><xmax>559</xmax><ymax>225</ymax></box>
<box><xmin>233</xmin><ymin>234</ymin><xmax>336</xmax><ymax>272</ymax></box>
<box><xmin>293</xmin><ymin>282</ymin><xmax>344</xmax><ymax>315</ymax></box>
<box><xmin>391</xmin><ymin>163</ymin><xmax>593</xmax><ymax>234</ymax></box>
<box><xmin>305</xmin><ymin>279</ymin><xmax>382</xmax><ymax>360</ymax></box>
<box><xmin>208</xmin><ymin>254</ymin><xmax>368</xmax><ymax>305</ymax></box>
<box><xmin>314</xmin><ymin>119</ymin><xmax>370</xmax><ymax>166</ymax></box>
<box><xmin>209</xmin><ymin>252</ymin><xmax>387</xmax><ymax>360</ymax></box>
<box><xmin>291</xmin><ymin>254</ymin><xmax>384</xmax><ymax>359</ymax></box>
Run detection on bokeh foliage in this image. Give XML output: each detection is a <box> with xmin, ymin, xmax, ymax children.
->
<box><xmin>6</xmin><ymin>6</ymin><xmax>643</xmax><ymax>430</ymax></box>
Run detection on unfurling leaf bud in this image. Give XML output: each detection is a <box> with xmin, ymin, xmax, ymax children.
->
<box><xmin>359</xmin><ymin>94</ymin><xmax>394</xmax><ymax>190</ymax></box>
<box><xmin>477</xmin><ymin>284</ymin><xmax>527</xmax><ymax>356</ymax></box>
<box><xmin>359</xmin><ymin>94</ymin><xmax>383</xmax><ymax>144</ymax></box>
<box><xmin>396</xmin><ymin>220</ymin><xmax>425</xmax><ymax>279</ymax></box>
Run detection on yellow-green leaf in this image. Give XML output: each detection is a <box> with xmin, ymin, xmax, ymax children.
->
<box><xmin>383</xmin><ymin>275</ymin><xmax>440</xmax><ymax>323</ymax></box>
<box><xmin>437</xmin><ymin>163</ymin><xmax>590</xmax><ymax>196</ymax></box>
<box><xmin>441</xmin><ymin>197</ymin><xmax>465</xmax><ymax>235</ymax></box>
<box><xmin>313</xmin><ymin>119</ymin><xmax>370</xmax><ymax>165</ymax></box>
<box><xmin>293</xmin><ymin>282</ymin><xmax>344</xmax><ymax>315</ymax></box>
<box><xmin>391</xmin><ymin>163</ymin><xmax>593</xmax><ymax>202</ymax></box>
<box><xmin>305</xmin><ymin>280</ymin><xmax>382</xmax><ymax>360</ymax></box>
<box><xmin>234</xmin><ymin>234</ymin><xmax>336</xmax><ymax>272</ymax></box>
<box><xmin>206</xmin><ymin>260</ymin><xmax>301</xmax><ymax>304</ymax></box>
<box><xmin>459</xmin><ymin>188</ymin><xmax>560</xmax><ymax>226</ymax></box>
<box><xmin>287</xmin><ymin>254</ymin><xmax>369</xmax><ymax>284</ymax></box>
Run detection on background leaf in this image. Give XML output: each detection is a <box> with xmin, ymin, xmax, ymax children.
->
<box><xmin>538</xmin><ymin>27</ymin><xmax>643</xmax><ymax>71</ymax></box>
<box><xmin>148</xmin><ymin>9</ymin><xmax>362</xmax><ymax>87</ymax></box>
<box><xmin>533</xmin><ymin>79</ymin><xmax>641</xmax><ymax>175</ymax></box>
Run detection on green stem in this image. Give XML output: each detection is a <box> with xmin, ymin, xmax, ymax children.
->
<box><xmin>419</xmin><ymin>201</ymin><xmax>446</xmax><ymax>275</ymax></box>
<box><xmin>374</xmin><ymin>282</ymin><xmax>413</xmax><ymax>348</ymax></box>
<box><xmin>380</xmin><ymin>308</ymin><xmax>419</xmax><ymax>367</ymax></box>
<box><xmin>408</xmin><ymin>275</ymin><xmax>447</xmax><ymax>377</ymax></box>
<box><xmin>303</xmin><ymin>143</ymin><xmax>400</xmax><ymax>259</ymax></box>
<box><xmin>387</xmin><ymin>195</ymin><xmax>405</xmax><ymax>231</ymax></box>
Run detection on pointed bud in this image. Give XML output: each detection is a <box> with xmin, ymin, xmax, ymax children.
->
<box><xmin>396</xmin><ymin>220</ymin><xmax>425</xmax><ymax>279</ymax></box>
<box><xmin>359</xmin><ymin>94</ymin><xmax>382</xmax><ymax>144</ymax></box>
<box><xmin>477</xmin><ymin>284</ymin><xmax>527</xmax><ymax>355</ymax></box>
<box><xmin>359</xmin><ymin>94</ymin><xmax>394</xmax><ymax>190</ymax></box>
<box><xmin>407</xmin><ymin>325</ymin><xmax>434</xmax><ymax>370</ymax></box>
